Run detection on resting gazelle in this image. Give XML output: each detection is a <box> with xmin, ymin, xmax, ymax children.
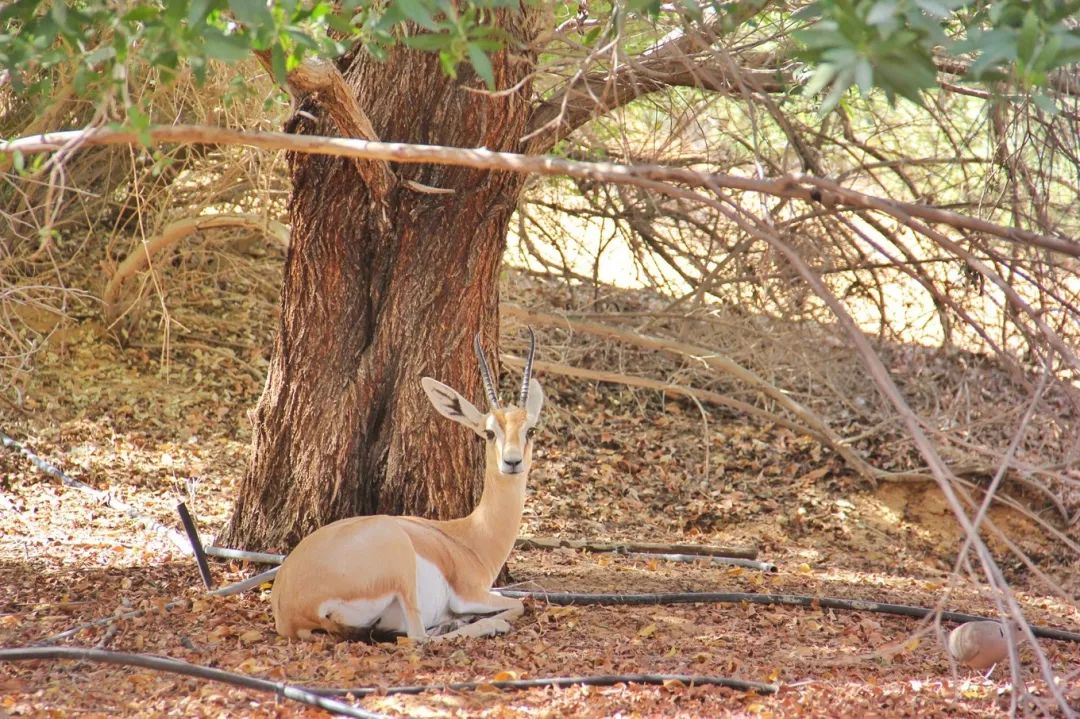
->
<box><xmin>271</xmin><ymin>329</ymin><xmax>543</xmax><ymax>642</ymax></box>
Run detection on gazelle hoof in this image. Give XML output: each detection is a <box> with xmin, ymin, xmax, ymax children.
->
<box><xmin>470</xmin><ymin>617</ymin><xmax>512</xmax><ymax>637</ymax></box>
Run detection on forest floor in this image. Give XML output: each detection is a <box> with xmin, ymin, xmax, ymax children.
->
<box><xmin>1</xmin><ymin>269</ymin><xmax>1079</xmax><ymax>718</ymax></box>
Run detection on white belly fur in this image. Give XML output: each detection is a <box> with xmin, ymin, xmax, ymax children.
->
<box><xmin>317</xmin><ymin>556</ymin><xmax>456</xmax><ymax>634</ymax></box>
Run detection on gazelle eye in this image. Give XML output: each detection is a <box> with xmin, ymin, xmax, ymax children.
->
<box><xmin>526</xmin><ymin>427</ymin><xmax>536</xmax><ymax>439</ymax></box>
<box><xmin>485</xmin><ymin>430</ymin><xmax>495</xmax><ymax>441</ymax></box>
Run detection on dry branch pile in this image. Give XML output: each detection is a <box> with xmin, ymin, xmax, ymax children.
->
<box><xmin>0</xmin><ymin>59</ymin><xmax>288</xmax><ymax>399</ymax></box>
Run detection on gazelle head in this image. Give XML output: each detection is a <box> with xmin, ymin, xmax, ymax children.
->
<box><xmin>422</xmin><ymin>328</ymin><xmax>544</xmax><ymax>477</ymax></box>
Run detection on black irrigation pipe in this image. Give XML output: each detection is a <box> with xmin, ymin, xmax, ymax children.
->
<box><xmin>177</xmin><ymin>502</ymin><xmax>214</xmax><ymax>590</ymax></box>
<box><xmin>198</xmin><ymin>530</ymin><xmax>1080</xmax><ymax>644</ymax></box>
<box><xmin>0</xmin><ymin>647</ymin><xmax>777</xmax><ymax>716</ymax></box>
<box><xmin>211</xmin><ymin>566</ymin><xmax>279</xmax><ymax>597</ymax></box>
<box><xmin>621</xmin><ymin>552</ymin><xmax>777</xmax><ymax>573</ymax></box>
<box><xmin>205</xmin><ymin>544</ymin><xmax>285</xmax><ymax>565</ymax></box>
<box><xmin>0</xmin><ymin>647</ymin><xmax>390</xmax><ymax>719</ymax></box>
<box><xmin>311</xmin><ymin>673</ymin><xmax>777</xmax><ymax>697</ymax></box>
<box><xmin>203</xmin><ymin>545</ymin><xmax>779</xmax><ymax>573</ymax></box>
<box><xmin>497</xmin><ymin>590</ymin><xmax>1080</xmax><ymax>644</ymax></box>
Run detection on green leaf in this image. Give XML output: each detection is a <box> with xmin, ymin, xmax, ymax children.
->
<box><xmin>790</xmin><ymin>5</ymin><xmax>822</xmax><ymax>22</ymax></box>
<box><xmin>204</xmin><ymin>30</ymin><xmax>252</xmax><ymax>61</ymax></box>
<box><xmin>681</xmin><ymin>0</ymin><xmax>703</xmax><ymax>21</ymax></box>
<box><xmin>804</xmin><ymin>62</ymin><xmax>839</xmax><ymax>98</ymax></box>
<box><xmin>875</xmin><ymin>54</ymin><xmax>934</xmax><ymax>105</ymax></box>
<box><xmin>73</xmin><ymin>65</ymin><xmax>96</xmax><ymax>94</ymax></box>
<box><xmin>395</xmin><ymin>0</ymin><xmax>439</xmax><ymax>31</ymax></box>
<box><xmin>968</xmin><ymin>28</ymin><xmax>1018</xmax><ymax>78</ymax></box>
<box><xmin>866</xmin><ymin>1</ymin><xmax>898</xmax><ymax>26</ymax></box>
<box><xmin>164</xmin><ymin>0</ymin><xmax>187</xmax><ymax>27</ymax></box>
<box><xmin>188</xmin><ymin>0</ymin><xmax>215</xmax><ymax>25</ymax></box>
<box><xmin>270</xmin><ymin>42</ymin><xmax>287</xmax><ymax>83</ymax></box>
<box><xmin>1017</xmin><ymin>9</ymin><xmax>1039</xmax><ymax>63</ymax></box>
<box><xmin>12</xmin><ymin>150</ymin><xmax>24</xmax><ymax>174</ymax></box>
<box><xmin>438</xmin><ymin>48</ymin><xmax>457</xmax><ymax>78</ymax></box>
<box><xmin>1031</xmin><ymin>93</ymin><xmax>1058</xmax><ymax>116</ymax></box>
<box><xmin>128</xmin><ymin>106</ymin><xmax>153</xmax><ymax>147</ymax></box>
<box><xmin>854</xmin><ymin>57</ymin><xmax>872</xmax><ymax>94</ymax></box>
<box><xmin>49</xmin><ymin>1</ymin><xmax>68</xmax><ymax>32</ymax></box>
<box><xmin>819</xmin><ymin>66</ymin><xmax>854</xmax><ymax>114</ymax></box>
<box><xmin>84</xmin><ymin>44</ymin><xmax>116</xmax><ymax>67</ymax></box>
<box><xmin>229</xmin><ymin>0</ymin><xmax>273</xmax><ymax>28</ymax></box>
<box><xmin>123</xmin><ymin>6</ymin><xmax>160</xmax><ymax>23</ymax></box>
<box><xmin>0</xmin><ymin>0</ymin><xmax>41</xmax><ymax>24</ymax></box>
<box><xmin>794</xmin><ymin>25</ymin><xmax>844</xmax><ymax>52</ymax></box>
<box><xmin>402</xmin><ymin>32</ymin><xmax>450</xmax><ymax>51</ymax></box>
<box><xmin>912</xmin><ymin>0</ymin><xmax>951</xmax><ymax>20</ymax></box>
<box><xmin>1029</xmin><ymin>31</ymin><xmax>1062</xmax><ymax>73</ymax></box>
<box><xmin>467</xmin><ymin>42</ymin><xmax>494</xmax><ymax>88</ymax></box>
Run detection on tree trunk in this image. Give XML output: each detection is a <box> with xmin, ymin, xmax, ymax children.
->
<box><xmin>219</xmin><ymin>18</ymin><xmax>538</xmax><ymax>552</ymax></box>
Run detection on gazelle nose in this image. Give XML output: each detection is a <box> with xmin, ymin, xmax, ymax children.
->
<box><xmin>504</xmin><ymin>457</ymin><xmax>522</xmax><ymax>470</ymax></box>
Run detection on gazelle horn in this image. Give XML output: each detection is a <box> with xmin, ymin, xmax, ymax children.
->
<box><xmin>518</xmin><ymin>326</ymin><xmax>536</xmax><ymax>407</ymax></box>
<box><xmin>474</xmin><ymin>332</ymin><xmax>500</xmax><ymax>409</ymax></box>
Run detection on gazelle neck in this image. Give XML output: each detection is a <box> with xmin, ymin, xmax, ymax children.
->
<box><xmin>462</xmin><ymin>442</ymin><xmax>529</xmax><ymax>583</ymax></box>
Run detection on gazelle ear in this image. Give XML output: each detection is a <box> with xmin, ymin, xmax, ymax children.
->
<box><xmin>421</xmin><ymin>377</ymin><xmax>486</xmax><ymax>433</ymax></box>
<box><xmin>524</xmin><ymin>377</ymin><xmax>544</xmax><ymax>422</ymax></box>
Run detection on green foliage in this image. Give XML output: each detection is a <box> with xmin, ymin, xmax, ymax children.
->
<box><xmin>794</xmin><ymin>0</ymin><xmax>1080</xmax><ymax>112</ymax></box>
<box><xmin>392</xmin><ymin>1</ymin><xmax>516</xmax><ymax>88</ymax></box>
<box><xmin>2</xmin><ymin>1</ymin><xmax>1077</xmax><ymax>122</ymax></box>
<box><xmin>1</xmin><ymin>0</ymin><xmax>353</xmax><ymax>100</ymax></box>
<box><xmin>0</xmin><ymin>0</ymin><xmax>518</xmax><ymax>108</ymax></box>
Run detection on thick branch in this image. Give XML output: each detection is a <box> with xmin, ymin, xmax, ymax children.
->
<box><xmin>528</xmin><ymin>3</ymin><xmax>787</xmax><ymax>152</ymax></box>
<box><xmin>253</xmin><ymin>51</ymin><xmax>395</xmax><ymax>203</ymax></box>
<box><xmin>2</xmin><ymin>125</ymin><xmax>1076</xmax><ymax>258</ymax></box>
<box><xmin>528</xmin><ymin>55</ymin><xmax>789</xmax><ymax>152</ymax></box>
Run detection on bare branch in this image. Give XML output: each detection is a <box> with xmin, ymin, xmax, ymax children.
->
<box><xmin>102</xmin><ymin>213</ymin><xmax>289</xmax><ymax>324</ymax></box>
<box><xmin>502</xmin><ymin>303</ymin><xmax>896</xmax><ymax>484</ymax></box>
<box><xmin>528</xmin><ymin>54</ymin><xmax>790</xmax><ymax>153</ymax></box>
<box><xmin>3</xmin><ymin>124</ymin><xmax>1075</xmax><ymax>259</ymax></box>
<box><xmin>528</xmin><ymin>2</ymin><xmax>789</xmax><ymax>152</ymax></box>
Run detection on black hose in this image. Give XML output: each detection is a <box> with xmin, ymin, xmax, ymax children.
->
<box><xmin>497</xmin><ymin>590</ymin><xmax>1080</xmax><ymax>643</ymax></box>
<box><xmin>0</xmin><ymin>646</ymin><xmax>388</xmax><ymax>719</ymax></box>
<box><xmin>177</xmin><ymin>502</ymin><xmax>214</xmax><ymax>590</ymax></box>
<box><xmin>0</xmin><ymin>646</ymin><xmax>778</xmax><ymax>718</ymax></box>
<box><xmin>311</xmin><ymin>673</ymin><xmax>777</xmax><ymax>697</ymax></box>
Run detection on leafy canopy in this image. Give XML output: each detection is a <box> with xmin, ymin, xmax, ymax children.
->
<box><xmin>2</xmin><ymin>1</ymin><xmax>1078</xmax><ymax>119</ymax></box>
<box><xmin>795</xmin><ymin>0</ymin><xmax>1080</xmax><ymax>112</ymax></box>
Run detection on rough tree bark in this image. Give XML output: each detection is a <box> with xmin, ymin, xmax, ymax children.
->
<box><xmin>218</xmin><ymin>14</ymin><xmax>539</xmax><ymax>551</ymax></box>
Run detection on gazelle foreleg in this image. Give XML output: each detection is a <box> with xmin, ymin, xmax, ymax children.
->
<box><xmin>428</xmin><ymin>593</ymin><xmax>524</xmax><ymax>641</ymax></box>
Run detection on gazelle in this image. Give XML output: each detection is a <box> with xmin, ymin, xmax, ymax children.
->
<box><xmin>271</xmin><ymin>329</ymin><xmax>543</xmax><ymax>642</ymax></box>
